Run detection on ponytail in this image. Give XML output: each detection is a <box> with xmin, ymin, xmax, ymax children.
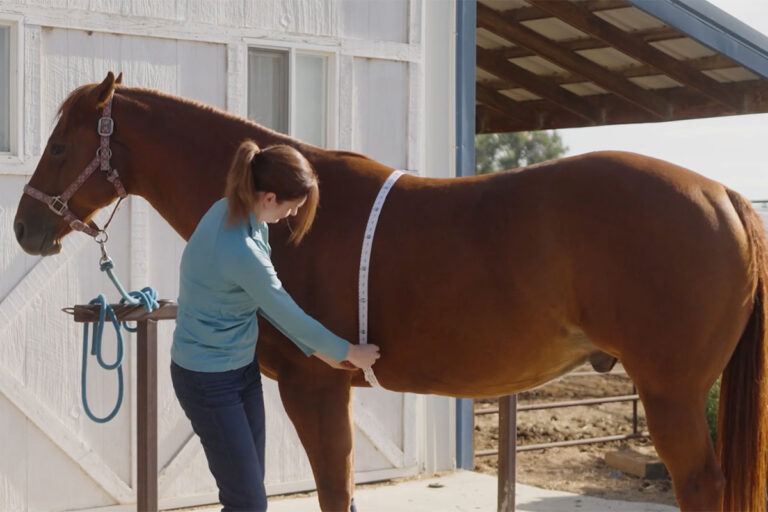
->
<box><xmin>224</xmin><ymin>140</ymin><xmax>319</xmax><ymax>245</ymax></box>
<box><xmin>225</xmin><ymin>140</ymin><xmax>261</xmax><ymax>225</ymax></box>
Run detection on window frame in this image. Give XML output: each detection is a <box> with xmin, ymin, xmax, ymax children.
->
<box><xmin>0</xmin><ymin>14</ymin><xmax>23</xmax><ymax>164</ymax></box>
<box><xmin>244</xmin><ymin>40</ymin><xmax>338</xmax><ymax>149</ymax></box>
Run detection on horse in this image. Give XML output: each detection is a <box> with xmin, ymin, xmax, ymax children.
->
<box><xmin>14</xmin><ymin>72</ymin><xmax>767</xmax><ymax>512</ymax></box>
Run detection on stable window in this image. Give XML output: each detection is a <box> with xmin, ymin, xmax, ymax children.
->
<box><xmin>0</xmin><ymin>25</ymin><xmax>10</xmax><ymax>152</ymax></box>
<box><xmin>248</xmin><ymin>46</ymin><xmax>333</xmax><ymax>148</ymax></box>
<box><xmin>0</xmin><ymin>16</ymin><xmax>21</xmax><ymax>159</ymax></box>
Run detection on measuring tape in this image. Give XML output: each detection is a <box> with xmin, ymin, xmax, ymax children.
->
<box><xmin>358</xmin><ymin>170</ymin><xmax>405</xmax><ymax>387</ymax></box>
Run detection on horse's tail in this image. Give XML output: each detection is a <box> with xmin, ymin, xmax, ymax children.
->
<box><xmin>719</xmin><ymin>190</ymin><xmax>768</xmax><ymax>512</ymax></box>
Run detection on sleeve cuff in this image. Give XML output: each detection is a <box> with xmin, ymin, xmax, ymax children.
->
<box><xmin>291</xmin><ymin>339</ymin><xmax>316</xmax><ymax>357</ymax></box>
<box><xmin>329</xmin><ymin>340</ymin><xmax>351</xmax><ymax>363</ymax></box>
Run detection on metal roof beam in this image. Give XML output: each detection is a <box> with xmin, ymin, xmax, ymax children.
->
<box><xmin>476</xmin><ymin>46</ymin><xmax>602</xmax><ymax>124</ymax></box>
<box><xmin>476</xmin><ymin>83</ymin><xmax>549</xmax><ymax>129</ymax></box>
<box><xmin>477</xmin><ymin>81</ymin><xmax>768</xmax><ymax>133</ymax></box>
<box><xmin>478</xmin><ymin>2</ymin><xmax>671</xmax><ymax>119</ymax></box>
<box><xmin>481</xmin><ymin>53</ymin><xmax>745</xmax><ymax>89</ymax></box>
<box><xmin>524</xmin><ymin>0</ymin><xmax>742</xmax><ymax>110</ymax></box>
<box><xmin>497</xmin><ymin>26</ymin><xmax>684</xmax><ymax>60</ymax></box>
<box><xmin>498</xmin><ymin>0</ymin><xmax>629</xmax><ymax>23</ymax></box>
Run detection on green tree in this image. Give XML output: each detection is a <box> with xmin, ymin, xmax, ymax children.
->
<box><xmin>475</xmin><ymin>131</ymin><xmax>567</xmax><ymax>175</ymax></box>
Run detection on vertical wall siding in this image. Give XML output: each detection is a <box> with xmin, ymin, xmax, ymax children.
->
<box><xmin>0</xmin><ymin>0</ymin><xmax>452</xmax><ymax>508</ymax></box>
<box><xmin>352</xmin><ymin>58</ymin><xmax>408</xmax><ymax>170</ymax></box>
<box><xmin>342</xmin><ymin>0</ymin><xmax>409</xmax><ymax>43</ymax></box>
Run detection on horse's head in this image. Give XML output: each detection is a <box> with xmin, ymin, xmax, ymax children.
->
<box><xmin>14</xmin><ymin>72</ymin><xmax>125</xmax><ymax>255</ymax></box>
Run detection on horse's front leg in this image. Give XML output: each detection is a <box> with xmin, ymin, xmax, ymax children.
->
<box><xmin>278</xmin><ymin>369</ymin><xmax>356</xmax><ymax>512</ymax></box>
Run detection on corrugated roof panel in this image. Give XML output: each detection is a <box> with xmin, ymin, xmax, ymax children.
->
<box><xmin>593</xmin><ymin>7</ymin><xmax>668</xmax><ymax>32</ymax></box>
<box><xmin>522</xmin><ymin>18</ymin><xmax>589</xmax><ymax>42</ymax></box>
<box><xmin>560</xmin><ymin>82</ymin><xmax>609</xmax><ymax>96</ymax></box>
<box><xmin>650</xmin><ymin>37</ymin><xmax>717</xmax><ymax>60</ymax></box>
<box><xmin>499</xmin><ymin>88</ymin><xmax>542</xmax><ymax>101</ymax></box>
<box><xmin>478</xmin><ymin>0</ymin><xmax>527</xmax><ymax>11</ymax></box>
<box><xmin>477</xmin><ymin>27</ymin><xmax>514</xmax><ymax>49</ymax></box>
<box><xmin>626</xmin><ymin>0</ymin><xmax>768</xmax><ymax>80</ymax></box>
<box><xmin>509</xmin><ymin>56</ymin><xmax>570</xmax><ymax>76</ymax></box>
<box><xmin>702</xmin><ymin>67</ymin><xmax>759</xmax><ymax>83</ymax></box>
<box><xmin>629</xmin><ymin>74</ymin><xmax>683</xmax><ymax>89</ymax></box>
<box><xmin>576</xmin><ymin>47</ymin><xmax>642</xmax><ymax>69</ymax></box>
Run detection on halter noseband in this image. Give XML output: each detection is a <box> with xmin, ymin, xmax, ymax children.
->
<box><xmin>24</xmin><ymin>91</ymin><xmax>127</xmax><ymax>238</ymax></box>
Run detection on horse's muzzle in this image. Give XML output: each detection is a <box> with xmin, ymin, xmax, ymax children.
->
<box><xmin>13</xmin><ymin>214</ymin><xmax>62</xmax><ymax>256</ymax></box>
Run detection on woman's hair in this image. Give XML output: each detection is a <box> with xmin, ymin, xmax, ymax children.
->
<box><xmin>225</xmin><ymin>140</ymin><xmax>319</xmax><ymax>245</ymax></box>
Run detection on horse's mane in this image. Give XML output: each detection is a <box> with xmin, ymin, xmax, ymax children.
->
<box><xmin>55</xmin><ymin>79</ymin><xmax>376</xmax><ymax>165</ymax></box>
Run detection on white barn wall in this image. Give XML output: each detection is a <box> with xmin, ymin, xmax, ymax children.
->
<box><xmin>0</xmin><ymin>1</ymin><xmax>458</xmax><ymax>510</ymax></box>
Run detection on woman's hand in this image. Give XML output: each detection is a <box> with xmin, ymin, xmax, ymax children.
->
<box><xmin>345</xmin><ymin>344</ymin><xmax>380</xmax><ymax>369</ymax></box>
<box><xmin>313</xmin><ymin>344</ymin><xmax>380</xmax><ymax>370</ymax></box>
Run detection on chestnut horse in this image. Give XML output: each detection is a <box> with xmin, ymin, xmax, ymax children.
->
<box><xmin>14</xmin><ymin>73</ymin><xmax>768</xmax><ymax>512</ymax></box>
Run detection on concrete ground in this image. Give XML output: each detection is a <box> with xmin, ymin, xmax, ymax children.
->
<box><xmin>186</xmin><ymin>470</ymin><xmax>679</xmax><ymax>512</ymax></box>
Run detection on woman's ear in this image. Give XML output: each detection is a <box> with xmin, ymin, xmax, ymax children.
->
<box><xmin>263</xmin><ymin>192</ymin><xmax>277</xmax><ymax>204</ymax></box>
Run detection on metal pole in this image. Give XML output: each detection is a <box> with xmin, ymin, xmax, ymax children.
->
<box><xmin>632</xmin><ymin>385</ymin><xmax>638</xmax><ymax>435</ymax></box>
<box><xmin>498</xmin><ymin>394</ymin><xmax>517</xmax><ymax>512</ymax></box>
<box><xmin>137</xmin><ymin>319</ymin><xmax>158</xmax><ymax>512</ymax></box>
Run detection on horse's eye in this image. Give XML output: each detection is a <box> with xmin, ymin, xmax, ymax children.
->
<box><xmin>50</xmin><ymin>143</ymin><xmax>65</xmax><ymax>156</ymax></box>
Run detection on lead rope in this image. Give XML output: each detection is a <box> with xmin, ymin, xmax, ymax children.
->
<box><xmin>81</xmin><ymin>207</ymin><xmax>159</xmax><ymax>423</ymax></box>
<box><xmin>358</xmin><ymin>170</ymin><xmax>404</xmax><ymax>388</ymax></box>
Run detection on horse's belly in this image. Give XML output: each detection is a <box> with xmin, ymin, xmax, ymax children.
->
<box><xmin>369</xmin><ymin>328</ymin><xmax>597</xmax><ymax>398</ymax></box>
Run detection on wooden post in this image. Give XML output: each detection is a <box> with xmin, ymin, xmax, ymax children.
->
<box><xmin>498</xmin><ymin>394</ymin><xmax>517</xmax><ymax>512</ymax></box>
<box><xmin>137</xmin><ymin>319</ymin><xmax>158</xmax><ymax>512</ymax></box>
<box><xmin>72</xmin><ymin>301</ymin><xmax>176</xmax><ymax>512</ymax></box>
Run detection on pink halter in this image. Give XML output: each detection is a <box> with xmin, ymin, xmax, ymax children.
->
<box><xmin>24</xmin><ymin>91</ymin><xmax>127</xmax><ymax>238</ymax></box>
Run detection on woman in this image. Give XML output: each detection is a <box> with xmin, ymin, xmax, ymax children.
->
<box><xmin>170</xmin><ymin>140</ymin><xmax>380</xmax><ymax>511</ymax></box>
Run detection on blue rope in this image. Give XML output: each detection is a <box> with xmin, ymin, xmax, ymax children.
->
<box><xmin>81</xmin><ymin>255</ymin><xmax>158</xmax><ymax>423</ymax></box>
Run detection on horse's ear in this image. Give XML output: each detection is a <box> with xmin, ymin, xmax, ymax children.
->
<box><xmin>115</xmin><ymin>72</ymin><xmax>123</xmax><ymax>85</ymax></box>
<box><xmin>91</xmin><ymin>72</ymin><xmax>118</xmax><ymax>108</ymax></box>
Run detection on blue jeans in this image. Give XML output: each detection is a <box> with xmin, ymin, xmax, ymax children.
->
<box><xmin>171</xmin><ymin>360</ymin><xmax>267</xmax><ymax>512</ymax></box>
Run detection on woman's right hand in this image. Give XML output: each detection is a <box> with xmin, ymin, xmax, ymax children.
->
<box><xmin>345</xmin><ymin>344</ymin><xmax>381</xmax><ymax>369</ymax></box>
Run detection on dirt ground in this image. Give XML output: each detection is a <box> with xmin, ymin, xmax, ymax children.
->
<box><xmin>474</xmin><ymin>364</ymin><xmax>679</xmax><ymax>507</ymax></box>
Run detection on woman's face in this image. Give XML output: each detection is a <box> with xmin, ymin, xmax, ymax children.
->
<box><xmin>257</xmin><ymin>193</ymin><xmax>307</xmax><ymax>223</ymax></box>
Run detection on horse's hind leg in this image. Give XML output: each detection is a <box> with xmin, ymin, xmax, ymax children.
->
<box><xmin>634</xmin><ymin>384</ymin><xmax>724</xmax><ymax>511</ymax></box>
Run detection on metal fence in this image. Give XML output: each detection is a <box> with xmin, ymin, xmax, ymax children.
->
<box><xmin>475</xmin><ymin>369</ymin><xmax>648</xmax><ymax>456</ymax></box>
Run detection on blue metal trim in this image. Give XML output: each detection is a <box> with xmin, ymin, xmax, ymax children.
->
<box><xmin>627</xmin><ymin>0</ymin><xmax>768</xmax><ymax>80</ymax></box>
<box><xmin>456</xmin><ymin>398</ymin><xmax>475</xmax><ymax>470</ymax></box>
<box><xmin>455</xmin><ymin>0</ymin><xmax>476</xmax><ymax>178</ymax></box>
<box><xmin>455</xmin><ymin>0</ymin><xmax>476</xmax><ymax>471</ymax></box>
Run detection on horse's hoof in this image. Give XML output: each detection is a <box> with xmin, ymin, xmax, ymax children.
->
<box><xmin>350</xmin><ymin>497</ymin><xmax>357</xmax><ymax>512</ymax></box>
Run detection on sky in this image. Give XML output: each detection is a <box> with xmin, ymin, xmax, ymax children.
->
<box><xmin>559</xmin><ymin>0</ymin><xmax>768</xmax><ymax>200</ymax></box>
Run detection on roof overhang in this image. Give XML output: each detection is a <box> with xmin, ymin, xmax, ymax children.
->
<box><xmin>475</xmin><ymin>0</ymin><xmax>768</xmax><ymax>133</ymax></box>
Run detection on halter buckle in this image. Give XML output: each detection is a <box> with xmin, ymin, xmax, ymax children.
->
<box><xmin>48</xmin><ymin>196</ymin><xmax>68</xmax><ymax>216</ymax></box>
<box><xmin>97</xmin><ymin>116</ymin><xmax>114</xmax><ymax>137</ymax></box>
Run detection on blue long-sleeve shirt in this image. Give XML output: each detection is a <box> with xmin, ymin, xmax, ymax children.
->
<box><xmin>171</xmin><ymin>198</ymin><xmax>351</xmax><ymax>372</ymax></box>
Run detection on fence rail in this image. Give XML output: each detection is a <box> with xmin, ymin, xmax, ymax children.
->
<box><xmin>475</xmin><ymin>370</ymin><xmax>646</xmax><ymax>456</ymax></box>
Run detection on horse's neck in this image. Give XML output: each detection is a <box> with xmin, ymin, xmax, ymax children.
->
<box><xmin>120</xmin><ymin>90</ymin><xmax>310</xmax><ymax>240</ymax></box>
